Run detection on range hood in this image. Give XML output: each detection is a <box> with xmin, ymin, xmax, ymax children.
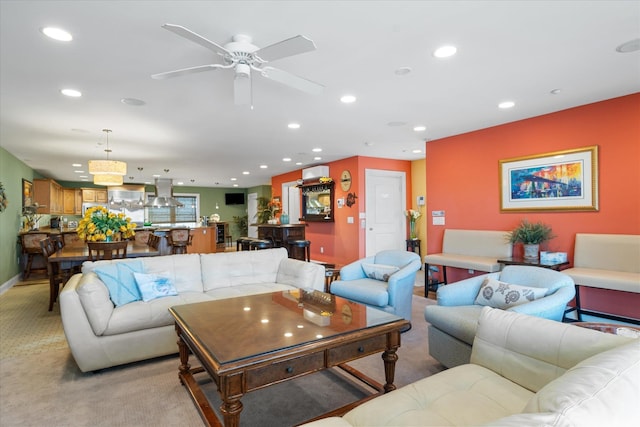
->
<box><xmin>144</xmin><ymin>178</ymin><xmax>184</xmax><ymax>208</ymax></box>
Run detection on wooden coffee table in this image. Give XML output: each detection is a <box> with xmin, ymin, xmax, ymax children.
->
<box><xmin>169</xmin><ymin>290</ymin><xmax>410</xmax><ymax>427</ymax></box>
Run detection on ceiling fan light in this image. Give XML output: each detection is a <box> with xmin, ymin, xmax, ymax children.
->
<box><xmin>93</xmin><ymin>174</ymin><xmax>124</xmax><ymax>186</ymax></box>
<box><xmin>88</xmin><ymin>160</ymin><xmax>127</xmax><ymax>175</ymax></box>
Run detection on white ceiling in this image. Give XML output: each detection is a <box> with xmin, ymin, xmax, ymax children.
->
<box><xmin>1</xmin><ymin>1</ymin><xmax>638</xmax><ymax>188</ymax></box>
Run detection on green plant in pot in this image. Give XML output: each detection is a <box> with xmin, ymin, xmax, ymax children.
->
<box><xmin>506</xmin><ymin>219</ymin><xmax>555</xmax><ymax>260</ymax></box>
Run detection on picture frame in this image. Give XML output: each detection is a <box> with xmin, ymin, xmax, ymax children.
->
<box><xmin>499</xmin><ymin>146</ymin><xmax>598</xmax><ymax>212</ymax></box>
<box><xmin>22</xmin><ymin>179</ymin><xmax>33</xmax><ymax>209</ymax></box>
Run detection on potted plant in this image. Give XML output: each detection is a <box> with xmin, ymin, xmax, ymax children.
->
<box><xmin>506</xmin><ymin>219</ymin><xmax>555</xmax><ymax>259</ymax></box>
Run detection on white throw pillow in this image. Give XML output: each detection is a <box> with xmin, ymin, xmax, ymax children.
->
<box><xmin>475</xmin><ymin>277</ymin><xmax>547</xmax><ymax>309</ymax></box>
<box><xmin>361</xmin><ymin>263</ymin><xmax>400</xmax><ymax>282</ymax></box>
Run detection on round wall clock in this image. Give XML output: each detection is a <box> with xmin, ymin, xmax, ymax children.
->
<box><xmin>340</xmin><ymin>170</ymin><xmax>352</xmax><ymax>191</ymax></box>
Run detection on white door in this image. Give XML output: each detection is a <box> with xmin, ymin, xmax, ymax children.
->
<box><xmin>365</xmin><ymin>169</ymin><xmax>407</xmax><ymax>256</ymax></box>
<box><xmin>247</xmin><ymin>193</ymin><xmax>258</xmax><ymax>238</ymax></box>
<box><xmin>281</xmin><ymin>181</ymin><xmax>301</xmax><ymax>224</ymax></box>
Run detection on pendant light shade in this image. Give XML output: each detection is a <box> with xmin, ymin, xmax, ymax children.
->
<box><xmin>93</xmin><ymin>173</ymin><xmax>124</xmax><ymax>186</ymax></box>
<box><xmin>89</xmin><ymin>129</ymin><xmax>127</xmax><ymax>184</ymax></box>
<box><xmin>88</xmin><ymin>159</ymin><xmax>127</xmax><ymax>176</ymax></box>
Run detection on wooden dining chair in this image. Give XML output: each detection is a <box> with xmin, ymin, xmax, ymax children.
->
<box><xmin>40</xmin><ymin>237</ymin><xmax>73</xmax><ymax>311</ymax></box>
<box><xmin>147</xmin><ymin>233</ymin><xmax>160</xmax><ymax>250</ymax></box>
<box><xmin>20</xmin><ymin>232</ymin><xmax>50</xmax><ymax>279</ymax></box>
<box><xmin>87</xmin><ymin>241</ymin><xmax>128</xmax><ymax>261</ymax></box>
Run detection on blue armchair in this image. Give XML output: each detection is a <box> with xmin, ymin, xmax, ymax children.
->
<box><xmin>424</xmin><ymin>265</ymin><xmax>575</xmax><ymax>367</ymax></box>
<box><xmin>330</xmin><ymin>250</ymin><xmax>421</xmax><ymax>323</ymax></box>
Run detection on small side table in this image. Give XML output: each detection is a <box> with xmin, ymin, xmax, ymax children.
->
<box><xmin>497</xmin><ymin>257</ymin><xmax>569</xmax><ymax>271</ymax></box>
<box><xmin>313</xmin><ymin>262</ymin><xmax>342</xmax><ymax>293</ymax></box>
<box><xmin>573</xmin><ymin>322</ymin><xmax>640</xmax><ymax>338</ymax></box>
<box><xmin>406</xmin><ymin>239</ymin><xmax>421</xmax><ymax>257</ymax></box>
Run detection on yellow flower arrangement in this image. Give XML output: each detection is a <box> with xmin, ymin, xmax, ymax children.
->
<box><xmin>76</xmin><ymin>206</ymin><xmax>136</xmax><ymax>242</ymax></box>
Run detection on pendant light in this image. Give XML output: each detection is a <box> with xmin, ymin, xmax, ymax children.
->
<box><xmin>88</xmin><ymin>129</ymin><xmax>127</xmax><ymax>185</ymax></box>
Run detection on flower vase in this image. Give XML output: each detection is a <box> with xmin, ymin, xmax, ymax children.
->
<box><xmin>280</xmin><ymin>213</ymin><xmax>289</xmax><ymax>224</ymax></box>
<box><xmin>409</xmin><ymin>220</ymin><xmax>417</xmax><ymax>239</ymax></box>
<box><xmin>105</xmin><ymin>235</ymin><xmax>113</xmax><ymax>242</ymax></box>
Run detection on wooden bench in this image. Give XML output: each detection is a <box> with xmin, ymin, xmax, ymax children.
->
<box><xmin>423</xmin><ymin>229</ymin><xmax>512</xmax><ymax>294</ymax></box>
<box><xmin>563</xmin><ymin>233</ymin><xmax>640</xmax><ymax>324</ymax></box>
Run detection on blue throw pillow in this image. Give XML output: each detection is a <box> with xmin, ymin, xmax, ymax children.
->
<box><xmin>93</xmin><ymin>260</ymin><xmax>144</xmax><ymax>307</ymax></box>
<box><xmin>133</xmin><ymin>272</ymin><xmax>178</xmax><ymax>302</ymax></box>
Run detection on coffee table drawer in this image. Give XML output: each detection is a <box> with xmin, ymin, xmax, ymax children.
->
<box><xmin>327</xmin><ymin>335</ymin><xmax>387</xmax><ymax>365</ymax></box>
<box><xmin>246</xmin><ymin>352</ymin><xmax>325</xmax><ymax>389</ymax></box>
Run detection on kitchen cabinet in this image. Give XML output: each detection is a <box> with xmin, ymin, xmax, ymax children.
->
<box><xmin>33</xmin><ymin>178</ymin><xmax>63</xmax><ymax>214</ymax></box>
<box><xmin>82</xmin><ymin>188</ymin><xmax>108</xmax><ymax>203</ymax></box>
<box><xmin>63</xmin><ymin>188</ymin><xmax>82</xmax><ymax>215</ymax></box>
<box><xmin>189</xmin><ymin>223</ymin><xmax>229</xmax><ymax>253</ymax></box>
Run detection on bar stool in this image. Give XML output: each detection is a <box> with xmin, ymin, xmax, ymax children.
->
<box><xmin>249</xmin><ymin>239</ymin><xmax>273</xmax><ymax>250</ymax></box>
<box><xmin>168</xmin><ymin>228</ymin><xmax>193</xmax><ymax>254</ymax></box>
<box><xmin>20</xmin><ymin>232</ymin><xmax>49</xmax><ymax>279</ymax></box>
<box><xmin>287</xmin><ymin>239</ymin><xmax>311</xmax><ymax>262</ymax></box>
<box><xmin>237</xmin><ymin>237</ymin><xmax>253</xmax><ymax>251</ymax></box>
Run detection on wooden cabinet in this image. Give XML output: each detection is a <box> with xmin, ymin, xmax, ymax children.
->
<box><xmin>33</xmin><ymin>178</ymin><xmax>63</xmax><ymax>214</ymax></box>
<box><xmin>257</xmin><ymin>224</ymin><xmax>306</xmax><ymax>246</ymax></box>
<box><xmin>301</xmin><ymin>181</ymin><xmax>335</xmax><ymax>222</ymax></box>
<box><xmin>81</xmin><ymin>188</ymin><xmax>108</xmax><ymax>203</ymax></box>
<box><xmin>63</xmin><ymin>188</ymin><xmax>82</xmax><ymax>215</ymax></box>
<box><xmin>189</xmin><ymin>223</ymin><xmax>230</xmax><ymax>253</ymax></box>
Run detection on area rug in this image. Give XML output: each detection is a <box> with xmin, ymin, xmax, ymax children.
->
<box><xmin>0</xmin><ymin>292</ymin><xmax>441</xmax><ymax>426</ymax></box>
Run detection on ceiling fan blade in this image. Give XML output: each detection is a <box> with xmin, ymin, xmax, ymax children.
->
<box><xmin>261</xmin><ymin>66</ymin><xmax>324</xmax><ymax>95</ymax></box>
<box><xmin>162</xmin><ymin>24</ymin><xmax>230</xmax><ymax>57</ymax></box>
<box><xmin>255</xmin><ymin>35</ymin><xmax>316</xmax><ymax>62</ymax></box>
<box><xmin>151</xmin><ymin>64</ymin><xmax>223</xmax><ymax>80</ymax></box>
<box><xmin>234</xmin><ymin>71</ymin><xmax>252</xmax><ymax>106</ymax></box>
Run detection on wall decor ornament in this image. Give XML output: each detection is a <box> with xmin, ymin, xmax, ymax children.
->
<box><xmin>499</xmin><ymin>146</ymin><xmax>598</xmax><ymax>212</ymax></box>
<box><xmin>346</xmin><ymin>192</ymin><xmax>357</xmax><ymax>207</ymax></box>
<box><xmin>0</xmin><ymin>182</ymin><xmax>7</xmax><ymax>213</ymax></box>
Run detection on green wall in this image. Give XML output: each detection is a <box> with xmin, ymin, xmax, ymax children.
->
<box><xmin>0</xmin><ymin>148</ymin><xmax>36</xmax><ymax>283</ymax></box>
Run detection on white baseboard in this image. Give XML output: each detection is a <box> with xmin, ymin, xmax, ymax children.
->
<box><xmin>0</xmin><ymin>274</ymin><xmax>20</xmax><ymax>296</ymax></box>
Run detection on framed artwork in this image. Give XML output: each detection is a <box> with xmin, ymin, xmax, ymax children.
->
<box><xmin>22</xmin><ymin>179</ymin><xmax>33</xmax><ymax>209</ymax></box>
<box><xmin>499</xmin><ymin>146</ymin><xmax>598</xmax><ymax>212</ymax></box>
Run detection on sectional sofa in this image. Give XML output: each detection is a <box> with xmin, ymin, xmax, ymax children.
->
<box><xmin>59</xmin><ymin>248</ymin><xmax>325</xmax><ymax>372</ymax></box>
<box><xmin>302</xmin><ymin>307</ymin><xmax>639</xmax><ymax>427</ymax></box>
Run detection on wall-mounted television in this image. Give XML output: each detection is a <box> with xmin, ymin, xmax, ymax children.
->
<box><xmin>225</xmin><ymin>193</ymin><xmax>245</xmax><ymax>205</ymax></box>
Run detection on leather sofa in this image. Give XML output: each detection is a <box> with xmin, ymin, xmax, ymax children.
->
<box><xmin>424</xmin><ymin>265</ymin><xmax>575</xmax><ymax>368</ymax></box>
<box><xmin>59</xmin><ymin>248</ymin><xmax>325</xmax><ymax>372</ymax></box>
<box><xmin>302</xmin><ymin>307</ymin><xmax>639</xmax><ymax>427</ymax></box>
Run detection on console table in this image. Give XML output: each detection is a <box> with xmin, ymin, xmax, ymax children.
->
<box><xmin>497</xmin><ymin>256</ymin><xmax>569</xmax><ymax>271</ymax></box>
<box><xmin>257</xmin><ymin>224</ymin><xmax>306</xmax><ymax>248</ymax></box>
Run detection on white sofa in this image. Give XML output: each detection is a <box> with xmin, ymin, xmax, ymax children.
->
<box><xmin>59</xmin><ymin>248</ymin><xmax>325</xmax><ymax>372</ymax></box>
<box><xmin>302</xmin><ymin>307</ymin><xmax>639</xmax><ymax>427</ymax></box>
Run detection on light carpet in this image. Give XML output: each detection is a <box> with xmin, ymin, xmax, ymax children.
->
<box><xmin>0</xmin><ymin>282</ymin><xmax>443</xmax><ymax>427</ymax></box>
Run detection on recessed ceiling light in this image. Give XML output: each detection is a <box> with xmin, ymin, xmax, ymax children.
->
<box><xmin>74</xmin><ymin>170</ymin><xmax>85</xmax><ymax>173</ymax></box>
<box><xmin>295</xmin><ymin>162</ymin><xmax>303</xmax><ymax>165</ymax></box>
<box><xmin>394</xmin><ymin>67</ymin><xmax>412</xmax><ymax>75</ymax></box>
<box><xmin>177</xmin><ymin>182</ymin><xmax>184</xmax><ymax>185</ymax></box>
<box><xmin>242</xmin><ymin>171</ymin><xmax>250</xmax><ymax>175</ymax></box>
<box><xmin>616</xmin><ymin>38</ymin><xmax>640</xmax><ymax>53</ymax></box>
<box><xmin>413</xmin><ymin>125</ymin><xmax>426</xmax><ymax>132</ymax></box>
<box><xmin>282</xmin><ymin>157</ymin><xmax>292</xmax><ymax>162</ymax></box>
<box><xmin>313</xmin><ymin>156</ymin><xmax>322</xmax><ymax>161</ymax></box>
<box><xmin>152</xmin><ymin>174</ymin><xmax>161</xmax><ymax>178</ymax></box>
<box><xmin>233</xmin><ymin>184</ymin><xmax>238</xmax><ymax>187</ymax></box>
<box><xmin>288</xmin><ymin>123</ymin><xmax>300</xmax><ymax>129</ymax></box>
<box><xmin>340</xmin><ymin>95</ymin><xmax>356</xmax><ymax>104</ymax></box>
<box><xmin>41</xmin><ymin>27</ymin><xmax>72</xmax><ymax>42</ymax></box>
<box><xmin>121</xmin><ymin>97</ymin><xmax>146</xmax><ymax>106</ymax></box>
<box><xmin>230</xmin><ymin>177</ymin><xmax>237</xmax><ymax>181</ymax></box>
<box><xmin>312</xmin><ymin>148</ymin><xmax>322</xmax><ymax>152</ymax></box>
<box><xmin>433</xmin><ymin>45</ymin><xmax>457</xmax><ymax>58</ymax></box>
<box><xmin>60</xmin><ymin>88</ymin><xmax>82</xmax><ymax>97</ymax></box>
<box><xmin>72</xmin><ymin>163</ymin><xmax>82</xmax><ymax>167</ymax></box>
<box><xmin>412</xmin><ymin>149</ymin><xmax>422</xmax><ymax>154</ymax></box>
<box><xmin>498</xmin><ymin>101</ymin><xmax>515</xmax><ymax>109</ymax></box>
<box><xmin>79</xmin><ymin>175</ymin><xmax>88</xmax><ymax>178</ymax></box>
<box><xmin>550</xmin><ymin>89</ymin><xmax>562</xmax><ymax>95</ymax></box>
<box><xmin>259</xmin><ymin>165</ymin><xmax>268</xmax><ymax>169</ymax></box>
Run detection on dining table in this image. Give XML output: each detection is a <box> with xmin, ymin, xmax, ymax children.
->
<box><xmin>48</xmin><ymin>242</ymin><xmax>160</xmax><ymax>308</ymax></box>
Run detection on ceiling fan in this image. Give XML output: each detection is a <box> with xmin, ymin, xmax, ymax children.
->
<box><xmin>152</xmin><ymin>24</ymin><xmax>324</xmax><ymax>105</ymax></box>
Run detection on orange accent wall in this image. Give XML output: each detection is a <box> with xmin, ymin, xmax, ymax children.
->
<box><xmin>271</xmin><ymin>156</ymin><xmax>412</xmax><ymax>265</ymax></box>
<box><xmin>425</xmin><ymin>93</ymin><xmax>640</xmax><ymax>318</ymax></box>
